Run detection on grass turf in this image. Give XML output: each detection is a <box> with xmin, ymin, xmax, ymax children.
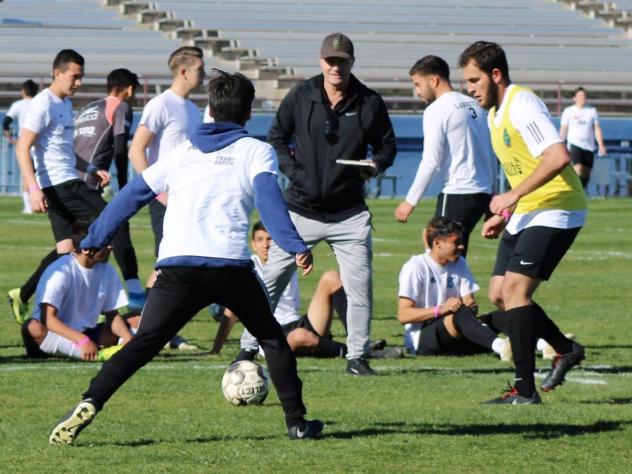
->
<box><xmin>0</xmin><ymin>196</ymin><xmax>631</xmax><ymax>473</ymax></box>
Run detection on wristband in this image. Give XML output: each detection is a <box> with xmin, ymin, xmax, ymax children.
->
<box><xmin>28</xmin><ymin>183</ymin><xmax>39</xmax><ymax>193</ymax></box>
<box><xmin>433</xmin><ymin>305</ymin><xmax>441</xmax><ymax>319</ymax></box>
<box><xmin>501</xmin><ymin>209</ymin><xmax>512</xmax><ymax>221</ymax></box>
<box><xmin>73</xmin><ymin>336</ymin><xmax>91</xmax><ymax>348</ymax></box>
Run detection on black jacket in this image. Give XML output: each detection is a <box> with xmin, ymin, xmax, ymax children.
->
<box><xmin>267</xmin><ymin>74</ymin><xmax>396</xmax><ymax>222</ymax></box>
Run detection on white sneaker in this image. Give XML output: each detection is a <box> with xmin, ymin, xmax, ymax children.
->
<box><xmin>164</xmin><ymin>334</ymin><xmax>199</xmax><ymax>351</ymax></box>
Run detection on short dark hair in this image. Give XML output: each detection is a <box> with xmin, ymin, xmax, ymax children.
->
<box><xmin>425</xmin><ymin>216</ymin><xmax>464</xmax><ymax>248</ymax></box>
<box><xmin>409</xmin><ymin>55</ymin><xmax>450</xmax><ymax>82</ymax></box>
<box><xmin>573</xmin><ymin>86</ymin><xmax>586</xmax><ymax>96</ymax></box>
<box><xmin>458</xmin><ymin>41</ymin><xmax>510</xmax><ymax>82</ymax></box>
<box><xmin>251</xmin><ymin>220</ymin><xmax>267</xmax><ymax>239</ymax></box>
<box><xmin>21</xmin><ymin>79</ymin><xmax>38</xmax><ymax>97</ymax></box>
<box><xmin>52</xmin><ymin>49</ymin><xmax>84</xmax><ymax>71</ymax></box>
<box><xmin>106</xmin><ymin>68</ymin><xmax>140</xmax><ymax>93</ymax></box>
<box><xmin>207</xmin><ymin>70</ymin><xmax>255</xmax><ymax>124</ymax></box>
<box><xmin>70</xmin><ymin>218</ymin><xmax>91</xmax><ymax>250</ymax></box>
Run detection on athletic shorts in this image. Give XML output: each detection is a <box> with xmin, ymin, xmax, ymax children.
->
<box><xmin>492</xmin><ymin>226</ymin><xmax>581</xmax><ymax>281</ymax></box>
<box><xmin>42</xmin><ymin>179</ymin><xmax>106</xmax><ymax>242</ymax></box>
<box><xmin>149</xmin><ymin>199</ymin><xmax>167</xmax><ymax>257</ymax></box>
<box><xmin>434</xmin><ymin>192</ymin><xmax>492</xmax><ymax>255</ymax></box>
<box><xmin>83</xmin><ymin>323</ymin><xmax>104</xmax><ymax>344</ymax></box>
<box><xmin>569</xmin><ymin>144</ymin><xmax>594</xmax><ymax>169</ymax></box>
<box><xmin>280</xmin><ymin>314</ymin><xmax>315</xmax><ymax>337</ymax></box>
<box><xmin>416</xmin><ymin>319</ymin><xmax>489</xmax><ymax>356</ymax></box>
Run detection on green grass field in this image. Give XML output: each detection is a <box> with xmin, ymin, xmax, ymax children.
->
<box><xmin>1</xmin><ymin>196</ymin><xmax>631</xmax><ymax>473</ymax></box>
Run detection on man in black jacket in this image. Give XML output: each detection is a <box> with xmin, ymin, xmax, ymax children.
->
<box><xmin>240</xmin><ymin>33</ymin><xmax>396</xmax><ymax>375</ymax></box>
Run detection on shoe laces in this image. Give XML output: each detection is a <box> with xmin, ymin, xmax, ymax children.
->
<box><xmin>500</xmin><ymin>383</ymin><xmax>519</xmax><ymax>399</ymax></box>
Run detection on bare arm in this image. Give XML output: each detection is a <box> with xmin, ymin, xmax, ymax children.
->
<box><xmin>595</xmin><ymin>123</ymin><xmax>606</xmax><ymax>156</ymax></box>
<box><xmin>210</xmin><ymin>309</ymin><xmax>239</xmax><ymax>355</ymax></box>
<box><xmin>41</xmin><ymin>303</ymin><xmax>98</xmax><ymax>360</ymax></box>
<box><xmin>128</xmin><ymin>125</ymin><xmax>155</xmax><ymax>173</ymax></box>
<box><xmin>16</xmin><ymin>129</ymin><xmax>47</xmax><ymax>212</ymax></box>
<box><xmin>104</xmin><ymin>310</ymin><xmax>133</xmax><ymax>345</ymax></box>
<box><xmin>559</xmin><ymin>124</ymin><xmax>568</xmax><ymax>141</ymax></box>
<box><xmin>397</xmin><ymin>297</ymin><xmax>462</xmax><ymax>325</ymax></box>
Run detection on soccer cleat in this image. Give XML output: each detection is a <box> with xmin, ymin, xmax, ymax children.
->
<box><xmin>288</xmin><ymin>419</ymin><xmax>325</xmax><ymax>440</ymax></box>
<box><xmin>127</xmin><ymin>292</ymin><xmax>146</xmax><ymax>313</ymax></box>
<box><xmin>369</xmin><ymin>346</ymin><xmax>405</xmax><ymax>359</ymax></box>
<box><xmin>7</xmin><ymin>288</ymin><xmax>29</xmax><ymax>324</ymax></box>
<box><xmin>346</xmin><ymin>357</ymin><xmax>377</xmax><ymax>376</ymax></box>
<box><xmin>97</xmin><ymin>344</ymin><xmax>123</xmax><ymax>361</ymax></box>
<box><xmin>49</xmin><ymin>399</ymin><xmax>97</xmax><ymax>446</ymax></box>
<box><xmin>368</xmin><ymin>339</ymin><xmax>387</xmax><ymax>351</ymax></box>
<box><xmin>499</xmin><ymin>338</ymin><xmax>513</xmax><ymax>363</ymax></box>
<box><xmin>233</xmin><ymin>348</ymin><xmax>258</xmax><ymax>362</ymax></box>
<box><xmin>163</xmin><ymin>334</ymin><xmax>199</xmax><ymax>351</ymax></box>
<box><xmin>483</xmin><ymin>384</ymin><xmax>542</xmax><ymax>405</ymax></box>
<box><xmin>540</xmin><ymin>341</ymin><xmax>585</xmax><ymax>392</ymax></box>
<box><xmin>539</xmin><ymin>333</ymin><xmax>576</xmax><ymax>360</ymax></box>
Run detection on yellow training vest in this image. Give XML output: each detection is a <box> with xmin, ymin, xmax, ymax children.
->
<box><xmin>489</xmin><ymin>86</ymin><xmax>587</xmax><ymax>214</ymax></box>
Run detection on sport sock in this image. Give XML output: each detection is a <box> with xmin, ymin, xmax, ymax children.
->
<box><xmin>532</xmin><ymin>302</ymin><xmax>573</xmax><ymax>354</ymax></box>
<box><xmin>313</xmin><ymin>337</ymin><xmax>347</xmax><ymax>358</ymax></box>
<box><xmin>39</xmin><ymin>331</ymin><xmax>83</xmax><ymax>359</ymax></box>
<box><xmin>479</xmin><ymin>310</ymin><xmax>509</xmax><ymax>334</ymax></box>
<box><xmin>506</xmin><ymin>305</ymin><xmax>539</xmax><ymax>397</ymax></box>
<box><xmin>452</xmin><ymin>306</ymin><xmax>496</xmax><ymax>349</ymax></box>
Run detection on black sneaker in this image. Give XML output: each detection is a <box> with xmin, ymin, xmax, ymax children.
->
<box><xmin>287</xmin><ymin>419</ymin><xmax>325</xmax><ymax>440</ymax></box>
<box><xmin>540</xmin><ymin>341</ymin><xmax>585</xmax><ymax>392</ymax></box>
<box><xmin>346</xmin><ymin>357</ymin><xmax>377</xmax><ymax>376</ymax></box>
<box><xmin>49</xmin><ymin>399</ymin><xmax>97</xmax><ymax>445</ymax></box>
<box><xmin>233</xmin><ymin>349</ymin><xmax>257</xmax><ymax>362</ymax></box>
<box><xmin>369</xmin><ymin>346</ymin><xmax>405</xmax><ymax>359</ymax></box>
<box><xmin>483</xmin><ymin>385</ymin><xmax>542</xmax><ymax>405</ymax></box>
<box><xmin>369</xmin><ymin>339</ymin><xmax>387</xmax><ymax>351</ymax></box>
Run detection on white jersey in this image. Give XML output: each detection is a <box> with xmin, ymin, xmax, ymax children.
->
<box><xmin>405</xmin><ymin>91</ymin><xmax>495</xmax><ymax>205</ymax></box>
<box><xmin>203</xmin><ymin>104</ymin><xmax>214</xmax><ymax>123</ymax></box>
<box><xmin>561</xmin><ymin>105</ymin><xmax>599</xmax><ymax>152</ymax></box>
<box><xmin>6</xmin><ymin>97</ymin><xmax>32</xmax><ymax>137</ymax></box>
<box><xmin>142</xmin><ymin>136</ymin><xmax>278</xmax><ymax>262</ymax></box>
<box><xmin>252</xmin><ymin>255</ymin><xmax>301</xmax><ymax>326</ymax></box>
<box><xmin>22</xmin><ymin>88</ymin><xmax>78</xmax><ymax>188</ymax></box>
<box><xmin>32</xmin><ymin>254</ymin><xmax>128</xmax><ymax>332</ymax></box>
<box><xmin>139</xmin><ymin>89</ymin><xmax>201</xmax><ymax>165</ymax></box>
<box><xmin>491</xmin><ymin>85</ymin><xmax>587</xmax><ymax>233</ymax></box>
<box><xmin>398</xmin><ymin>252</ymin><xmax>479</xmax><ymax>353</ymax></box>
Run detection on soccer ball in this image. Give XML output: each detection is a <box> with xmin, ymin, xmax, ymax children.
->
<box><xmin>221</xmin><ymin>360</ymin><xmax>269</xmax><ymax>406</ymax></box>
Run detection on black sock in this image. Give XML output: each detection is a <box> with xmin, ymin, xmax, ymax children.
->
<box><xmin>506</xmin><ymin>305</ymin><xmax>539</xmax><ymax>397</ymax></box>
<box><xmin>532</xmin><ymin>302</ymin><xmax>573</xmax><ymax>354</ymax></box>
<box><xmin>20</xmin><ymin>249</ymin><xmax>64</xmax><ymax>302</ymax></box>
<box><xmin>452</xmin><ymin>306</ymin><xmax>496</xmax><ymax>350</ymax></box>
<box><xmin>479</xmin><ymin>310</ymin><xmax>509</xmax><ymax>334</ymax></box>
<box><xmin>332</xmin><ymin>287</ymin><xmax>348</xmax><ymax>335</ymax></box>
<box><xmin>312</xmin><ymin>337</ymin><xmax>347</xmax><ymax>358</ymax></box>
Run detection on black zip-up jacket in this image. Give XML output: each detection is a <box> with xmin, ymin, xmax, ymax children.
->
<box><xmin>267</xmin><ymin>74</ymin><xmax>396</xmax><ymax>222</ymax></box>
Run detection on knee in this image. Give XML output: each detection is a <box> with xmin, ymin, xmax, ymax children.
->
<box><xmin>320</xmin><ymin>270</ymin><xmax>342</xmax><ymax>292</ymax></box>
<box><xmin>287</xmin><ymin>329</ymin><xmax>318</xmax><ymax>351</ymax></box>
<box><xmin>24</xmin><ymin>319</ymin><xmax>47</xmax><ymax>342</ymax></box>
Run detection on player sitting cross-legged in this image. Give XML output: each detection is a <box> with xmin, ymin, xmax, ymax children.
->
<box><xmin>398</xmin><ymin>217</ymin><xmax>511</xmax><ymax>360</ymax></box>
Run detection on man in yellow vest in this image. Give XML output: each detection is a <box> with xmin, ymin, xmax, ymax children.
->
<box><xmin>459</xmin><ymin>41</ymin><xmax>586</xmax><ymax>404</ymax></box>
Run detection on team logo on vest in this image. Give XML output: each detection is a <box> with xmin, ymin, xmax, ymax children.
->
<box><xmin>503</xmin><ymin>128</ymin><xmax>511</xmax><ymax>147</ymax></box>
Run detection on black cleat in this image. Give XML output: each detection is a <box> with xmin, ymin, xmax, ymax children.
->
<box><xmin>369</xmin><ymin>346</ymin><xmax>405</xmax><ymax>359</ymax></box>
<box><xmin>288</xmin><ymin>419</ymin><xmax>325</xmax><ymax>440</ymax></box>
<box><xmin>346</xmin><ymin>357</ymin><xmax>377</xmax><ymax>376</ymax></box>
<box><xmin>368</xmin><ymin>339</ymin><xmax>387</xmax><ymax>351</ymax></box>
<box><xmin>49</xmin><ymin>399</ymin><xmax>97</xmax><ymax>445</ymax></box>
<box><xmin>233</xmin><ymin>349</ymin><xmax>257</xmax><ymax>363</ymax></box>
<box><xmin>483</xmin><ymin>384</ymin><xmax>542</xmax><ymax>405</ymax></box>
<box><xmin>540</xmin><ymin>341</ymin><xmax>585</xmax><ymax>392</ymax></box>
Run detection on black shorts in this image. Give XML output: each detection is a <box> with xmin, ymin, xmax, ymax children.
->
<box><xmin>416</xmin><ymin>319</ymin><xmax>489</xmax><ymax>356</ymax></box>
<box><xmin>569</xmin><ymin>144</ymin><xmax>594</xmax><ymax>169</ymax></box>
<box><xmin>149</xmin><ymin>199</ymin><xmax>166</xmax><ymax>257</ymax></box>
<box><xmin>492</xmin><ymin>226</ymin><xmax>581</xmax><ymax>281</ymax></box>
<box><xmin>280</xmin><ymin>314</ymin><xmax>315</xmax><ymax>337</ymax></box>
<box><xmin>435</xmin><ymin>192</ymin><xmax>492</xmax><ymax>256</ymax></box>
<box><xmin>83</xmin><ymin>323</ymin><xmax>104</xmax><ymax>344</ymax></box>
<box><xmin>42</xmin><ymin>179</ymin><xmax>106</xmax><ymax>243</ymax></box>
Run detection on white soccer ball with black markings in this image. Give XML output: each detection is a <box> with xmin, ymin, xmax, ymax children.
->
<box><xmin>221</xmin><ymin>360</ymin><xmax>269</xmax><ymax>406</ymax></box>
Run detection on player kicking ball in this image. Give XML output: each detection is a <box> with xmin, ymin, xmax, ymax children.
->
<box><xmin>49</xmin><ymin>70</ymin><xmax>323</xmax><ymax>445</ymax></box>
<box><xmin>398</xmin><ymin>217</ymin><xmax>511</xmax><ymax>360</ymax></box>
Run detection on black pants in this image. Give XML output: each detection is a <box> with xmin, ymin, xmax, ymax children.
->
<box><xmin>83</xmin><ymin>265</ymin><xmax>306</xmax><ymax>426</ymax></box>
<box><xmin>435</xmin><ymin>192</ymin><xmax>492</xmax><ymax>258</ymax></box>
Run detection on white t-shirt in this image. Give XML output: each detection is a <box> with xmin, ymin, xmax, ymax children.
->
<box><xmin>32</xmin><ymin>254</ymin><xmax>128</xmax><ymax>332</ymax></box>
<box><xmin>406</xmin><ymin>91</ymin><xmax>495</xmax><ymax>205</ymax></box>
<box><xmin>142</xmin><ymin>136</ymin><xmax>278</xmax><ymax>262</ymax></box>
<box><xmin>22</xmin><ymin>89</ymin><xmax>78</xmax><ymax>188</ymax></box>
<box><xmin>398</xmin><ymin>252</ymin><xmax>479</xmax><ymax>353</ymax></box>
<box><xmin>491</xmin><ymin>85</ymin><xmax>587</xmax><ymax>233</ymax></box>
<box><xmin>139</xmin><ymin>89</ymin><xmax>201</xmax><ymax>165</ymax></box>
<box><xmin>252</xmin><ymin>255</ymin><xmax>300</xmax><ymax>326</ymax></box>
<box><xmin>6</xmin><ymin>98</ymin><xmax>32</xmax><ymax>136</ymax></box>
<box><xmin>203</xmin><ymin>104</ymin><xmax>214</xmax><ymax>123</ymax></box>
<box><xmin>561</xmin><ymin>105</ymin><xmax>599</xmax><ymax>152</ymax></box>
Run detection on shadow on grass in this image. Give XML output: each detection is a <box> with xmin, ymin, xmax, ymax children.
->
<box><xmin>585</xmin><ymin>344</ymin><xmax>632</xmax><ymax>350</ymax></box>
<box><xmin>82</xmin><ymin>433</ymin><xmax>279</xmax><ymax>448</ymax></box>
<box><xmin>581</xmin><ymin>397</ymin><xmax>632</xmax><ymax>405</ymax></box>
<box><xmin>324</xmin><ymin>420</ymin><xmax>628</xmax><ymax>440</ymax></box>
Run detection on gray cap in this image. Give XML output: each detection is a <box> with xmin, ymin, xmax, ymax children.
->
<box><xmin>320</xmin><ymin>33</ymin><xmax>354</xmax><ymax>60</ymax></box>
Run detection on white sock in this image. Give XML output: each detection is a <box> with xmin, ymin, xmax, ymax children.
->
<box><xmin>22</xmin><ymin>192</ymin><xmax>32</xmax><ymax>213</ymax></box>
<box><xmin>536</xmin><ymin>338</ymin><xmax>547</xmax><ymax>352</ymax></box>
<box><xmin>126</xmin><ymin>278</ymin><xmax>143</xmax><ymax>294</ymax></box>
<box><xmin>491</xmin><ymin>337</ymin><xmax>505</xmax><ymax>354</ymax></box>
<box><xmin>39</xmin><ymin>332</ymin><xmax>83</xmax><ymax>359</ymax></box>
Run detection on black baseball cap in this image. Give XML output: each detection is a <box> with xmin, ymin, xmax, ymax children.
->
<box><xmin>320</xmin><ymin>33</ymin><xmax>354</xmax><ymax>60</ymax></box>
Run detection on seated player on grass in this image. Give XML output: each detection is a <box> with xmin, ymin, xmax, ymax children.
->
<box><xmin>398</xmin><ymin>216</ymin><xmax>511</xmax><ymax>359</ymax></box>
<box><xmin>21</xmin><ymin>225</ymin><xmax>139</xmax><ymax>361</ymax></box>
<box><xmin>215</xmin><ymin>222</ymin><xmax>399</xmax><ymax>359</ymax></box>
